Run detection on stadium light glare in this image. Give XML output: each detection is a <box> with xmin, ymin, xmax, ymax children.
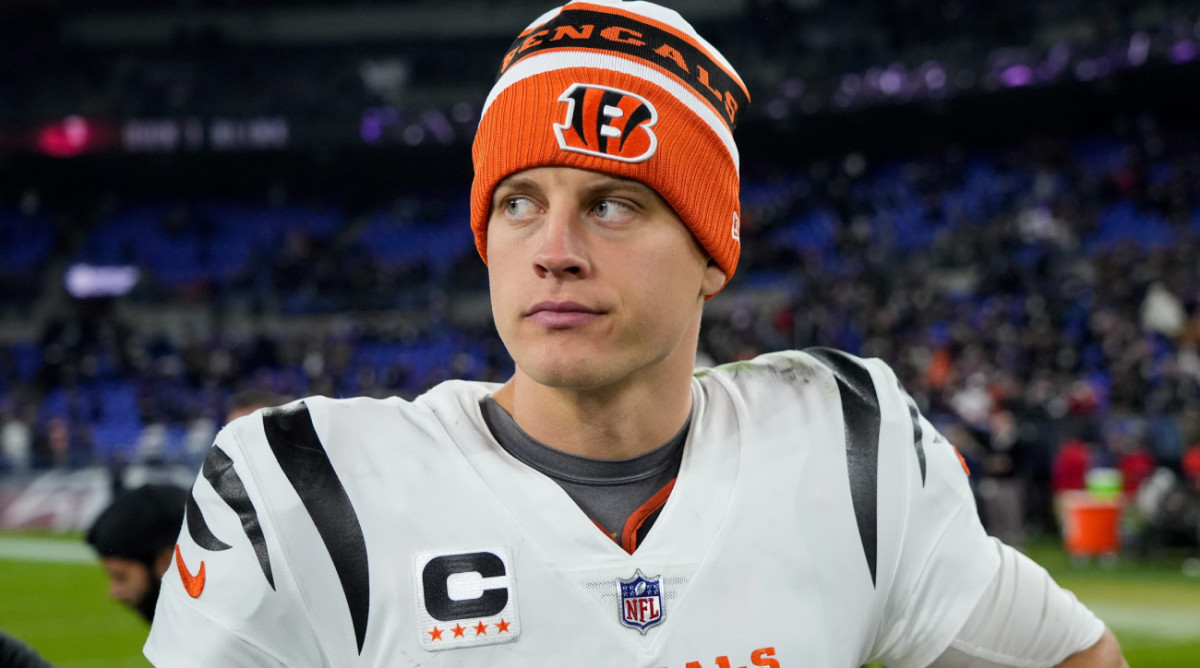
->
<box><xmin>921</xmin><ymin>62</ymin><xmax>947</xmax><ymax>90</ymax></box>
<box><xmin>879</xmin><ymin>68</ymin><xmax>905</xmax><ymax>96</ymax></box>
<box><xmin>1002</xmin><ymin>65</ymin><xmax>1034</xmax><ymax>87</ymax></box>
<box><xmin>64</xmin><ymin>264</ymin><xmax>140</xmax><ymax>299</ymax></box>
<box><xmin>1128</xmin><ymin>32</ymin><xmax>1151</xmax><ymax>67</ymax></box>
<box><xmin>1171</xmin><ymin>41</ymin><xmax>1198</xmax><ymax>63</ymax></box>
<box><xmin>37</xmin><ymin>116</ymin><xmax>92</xmax><ymax>157</ymax></box>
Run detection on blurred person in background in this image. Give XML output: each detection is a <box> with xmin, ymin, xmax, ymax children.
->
<box><xmin>977</xmin><ymin>408</ymin><xmax>1029</xmax><ymax>547</ymax></box>
<box><xmin>1185</xmin><ymin>444</ymin><xmax>1200</xmax><ymax>492</ymax></box>
<box><xmin>146</xmin><ymin>1</ymin><xmax>1126</xmax><ymax>666</ymax></box>
<box><xmin>86</xmin><ymin>484</ymin><xmax>187</xmax><ymax>623</ymax></box>
<box><xmin>225</xmin><ymin>387</ymin><xmax>288</xmax><ymax>423</ymax></box>
<box><xmin>0</xmin><ymin>631</ymin><xmax>54</xmax><ymax>668</ymax></box>
<box><xmin>1115</xmin><ymin>439</ymin><xmax>1156</xmax><ymax>499</ymax></box>
<box><xmin>0</xmin><ymin>404</ymin><xmax>34</xmax><ymax>474</ymax></box>
<box><xmin>1135</xmin><ymin>464</ymin><xmax>1200</xmax><ymax>559</ymax></box>
<box><xmin>1052</xmin><ymin>437</ymin><xmax>1092</xmax><ymax>530</ymax></box>
<box><xmin>31</xmin><ymin>416</ymin><xmax>90</xmax><ymax>469</ymax></box>
<box><xmin>1134</xmin><ymin>441</ymin><xmax>1200</xmax><ymax>558</ymax></box>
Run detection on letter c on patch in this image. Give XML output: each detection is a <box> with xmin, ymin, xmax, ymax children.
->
<box><xmin>422</xmin><ymin>551</ymin><xmax>509</xmax><ymax>622</ymax></box>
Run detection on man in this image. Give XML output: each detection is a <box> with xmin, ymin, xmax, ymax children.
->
<box><xmin>86</xmin><ymin>484</ymin><xmax>186</xmax><ymax>622</ymax></box>
<box><xmin>147</xmin><ymin>2</ymin><xmax>1127</xmax><ymax>666</ymax></box>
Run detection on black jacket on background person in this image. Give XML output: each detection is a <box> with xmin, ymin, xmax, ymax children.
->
<box><xmin>0</xmin><ymin>631</ymin><xmax>54</xmax><ymax>668</ymax></box>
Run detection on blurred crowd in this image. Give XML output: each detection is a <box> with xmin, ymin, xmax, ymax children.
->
<box><xmin>3</xmin><ymin>0</ymin><xmax>1198</xmax><ymax>133</ymax></box>
<box><xmin>4</xmin><ymin>118</ymin><xmax>1200</xmax><ymax>543</ymax></box>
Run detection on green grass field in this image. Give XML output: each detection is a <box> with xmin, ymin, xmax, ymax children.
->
<box><xmin>2</xmin><ymin>531</ymin><xmax>1197</xmax><ymax>666</ymax></box>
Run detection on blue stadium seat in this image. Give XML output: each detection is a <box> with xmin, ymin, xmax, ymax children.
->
<box><xmin>0</xmin><ymin>209</ymin><xmax>55</xmax><ymax>273</ymax></box>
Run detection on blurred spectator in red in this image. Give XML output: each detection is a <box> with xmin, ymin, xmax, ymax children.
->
<box><xmin>1183</xmin><ymin>444</ymin><xmax>1200</xmax><ymax>493</ymax></box>
<box><xmin>1117</xmin><ymin>444</ymin><xmax>1156</xmax><ymax>496</ymax></box>
<box><xmin>1052</xmin><ymin>438</ymin><xmax>1091</xmax><ymax>494</ymax></box>
<box><xmin>1065</xmin><ymin>380</ymin><xmax>1101</xmax><ymax>416</ymax></box>
<box><xmin>1051</xmin><ymin>438</ymin><xmax>1091</xmax><ymax>532</ymax></box>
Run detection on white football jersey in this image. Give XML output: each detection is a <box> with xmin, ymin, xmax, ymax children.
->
<box><xmin>146</xmin><ymin>349</ymin><xmax>999</xmax><ymax>668</ymax></box>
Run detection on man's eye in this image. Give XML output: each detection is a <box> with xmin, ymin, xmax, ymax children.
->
<box><xmin>593</xmin><ymin>200</ymin><xmax>631</xmax><ymax>219</ymax></box>
<box><xmin>505</xmin><ymin>198</ymin><xmax>533</xmax><ymax>216</ymax></box>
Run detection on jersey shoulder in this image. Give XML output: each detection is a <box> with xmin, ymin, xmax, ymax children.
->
<box><xmin>221</xmin><ymin>383</ymin><xmax>493</xmax><ymax>462</ymax></box>
<box><xmin>222</xmin><ymin>393</ymin><xmax>428</xmax><ymax>441</ymax></box>
<box><xmin>695</xmin><ymin>347</ymin><xmax>907</xmax><ymax>414</ymax></box>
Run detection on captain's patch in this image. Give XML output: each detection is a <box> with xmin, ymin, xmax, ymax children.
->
<box><xmin>415</xmin><ymin>548</ymin><xmax>520</xmax><ymax>651</ymax></box>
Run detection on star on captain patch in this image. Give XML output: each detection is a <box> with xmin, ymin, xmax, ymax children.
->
<box><xmin>618</xmin><ymin>569</ymin><xmax>665</xmax><ymax>634</ymax></box>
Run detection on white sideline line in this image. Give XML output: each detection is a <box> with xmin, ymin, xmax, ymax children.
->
<box><xmin>0</xmin><ymin>536</ymin><xmax>95</xmax><ymax>563</ymax></box>
<box><xmin>1089</xmin><ymin>603</ymin><xmax>1200</xmax><ymax>641</ymax></box>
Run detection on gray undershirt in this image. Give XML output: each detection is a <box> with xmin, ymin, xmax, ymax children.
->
<box><xmin>479</xmin><ymin>397</ymin><xmax>687</xmax><ymax>542</ymax></box>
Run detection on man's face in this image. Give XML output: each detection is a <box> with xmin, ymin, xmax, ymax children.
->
<box><xmin>100</xmin><ymin>556</ymin><xmax>160</xmax><ymax>621</ymax></box>
<box><xmin>486</xmin><ymin>166</ymin><xmax>725</xmax><ymax>391</ymax></box>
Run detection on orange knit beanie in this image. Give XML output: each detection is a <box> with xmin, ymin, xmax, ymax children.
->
<box><xmin>470</xmin><ymin>0</ymin><xmax>750</xmax><ymax>288</ymax></box>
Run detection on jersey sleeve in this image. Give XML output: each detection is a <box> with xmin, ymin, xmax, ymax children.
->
<box><xmin>863</xmin><ymin>359</ymin><xmax>1002</xmax><ymax>668</ymax></box>
<box><xmin>144</xmin><ymin>417</ymin><xmax>329</xmax><ymax>667</ymax></box>
<box><xmin>929</xmin><ymin>538</ymin><xmax>1105</xmax><ymax>667</ymax></box>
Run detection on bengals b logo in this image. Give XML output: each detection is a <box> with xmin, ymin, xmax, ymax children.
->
<box><xmin>553</xmin><ymin>84</ymin><xmax>658</xmax><ymax>163</ymax></box>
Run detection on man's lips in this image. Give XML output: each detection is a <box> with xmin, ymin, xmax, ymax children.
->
<box><xmin>525</xmin><ymin>301</ymin><xmax>603</xmax><ymax>328</ymax></box>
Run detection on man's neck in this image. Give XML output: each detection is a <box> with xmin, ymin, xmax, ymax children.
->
<box><xmin>491</xmin><ymin>363</ymin><xmax>695</xmax><ymax>461</ymax></box>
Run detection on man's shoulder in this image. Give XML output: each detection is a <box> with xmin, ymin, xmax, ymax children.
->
<box><xmin>697</xmin><ymin>347</ymin><xmax>897</xmax><ymax>396</ymax></box>
<box><xmin>208</xmin><ymin>384</ymin><xmax>494</xmax><ymax>477</ymax></box>
<box><xmin>695</xmin><ymin>348</ymin><xmax>912</xmax><ymax>454</ymax></box>
<box><xmin>217</xmin><ymin>395</ymin><xmax>399</xmax><ymax>445</ymax></box>
<box><xmin>221</xmin><ymin>381</ymin><xmax>498</xmax><ymax>438</ymax></box>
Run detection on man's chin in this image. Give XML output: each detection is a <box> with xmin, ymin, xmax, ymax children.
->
<box><xmin>523</xmin><ymin>361</ymin><xmax>615</xmax><ymax>391</ymax></box>
<box><xmin>134</xmin><ymin>578</ymin><xmax>163</xmax><ymax>623</ymax></box>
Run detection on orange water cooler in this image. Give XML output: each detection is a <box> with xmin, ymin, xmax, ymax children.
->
<box><xmin>1061</xmin><ymin>491</ymin><xmax>1122</xmax><ymax>557</ymax></box>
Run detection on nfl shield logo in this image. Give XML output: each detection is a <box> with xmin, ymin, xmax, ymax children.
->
<box><xmin>618</xmin><ymin>570</ymin><xmax>665</xmax><ymax>634</ymax></box>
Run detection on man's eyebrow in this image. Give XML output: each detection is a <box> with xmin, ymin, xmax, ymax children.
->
<box><xmin>493</xmin><ymin>176</ymin><xmax>541</xmax><ymax>197</ymax></box>
<box><xmin>491</xmin><ymin>174</ymin><xmax>658</xmax><ymax>202</ymax></box>
<box><xmin>582</xmin><ymin>178</ymin><xmax>655</xmax><ymax>198</ymax></box>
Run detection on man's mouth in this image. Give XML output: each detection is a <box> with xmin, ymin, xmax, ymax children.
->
<box><xmin>526</xmin><ymin>301</ymin><xmax>603</xmax><ymax>328</ymax></box>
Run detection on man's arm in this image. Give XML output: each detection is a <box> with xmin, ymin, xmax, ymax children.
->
<box><xmin>1054</xmin><ymin>628</ymin><xmax>1127</xmax><ymax>668</ymax></box>
<box><xmin>856</xmin><ymin>359</ymin><xmax>1128</xmax><ymax>668</ymax></box>
<box><xmin>929</xmin><ymin>540</ymin><xmax>1129</xmax><ymax>668</ymax></box>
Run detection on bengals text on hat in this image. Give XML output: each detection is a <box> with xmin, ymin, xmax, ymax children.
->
<box><xmin>498</xmin><ymin>10</ymin><xmax>748</xmax><ymax>131</ymax></box>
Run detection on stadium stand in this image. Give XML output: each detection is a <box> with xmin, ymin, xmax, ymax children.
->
<box><xmin>2</xmin><ymin>0</ymin><xmax>1199</xmax><ymax>547</ymax></box>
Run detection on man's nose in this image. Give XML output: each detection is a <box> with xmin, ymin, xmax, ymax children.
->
<box><xmin>533</xmin><ymin>211</ymin><xmax>590</xmax><ymax>279</ymax></box>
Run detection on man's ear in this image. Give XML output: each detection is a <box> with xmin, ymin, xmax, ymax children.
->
<box><xmin>701</xmin><ymin>260</ymin><xmax>727</xmax><ymax>298</ymax></box>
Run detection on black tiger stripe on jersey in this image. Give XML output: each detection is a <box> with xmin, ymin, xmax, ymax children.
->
<box><xmin>897</xmin><ymin>384</ymin><xmax>928</xmax><ymax>486</ymax></box>
<box><xmin>184</xmin><ymin>484</ymin><xmax>232</xmax><ymax>552</ymax></box>
<box><xmin>201</xmin><ymin>445</ymin><xmax>275</xmax><ymax>589</ymax></box>
<box><xmin>805</xmin><ymin>348</ymin><xmax>881</xmax><ymax>587</ymax></box>
<box><xmin>262</xmin><ymin>402</ymin><xmax>370</xmax><ymax>654</ymax></box>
